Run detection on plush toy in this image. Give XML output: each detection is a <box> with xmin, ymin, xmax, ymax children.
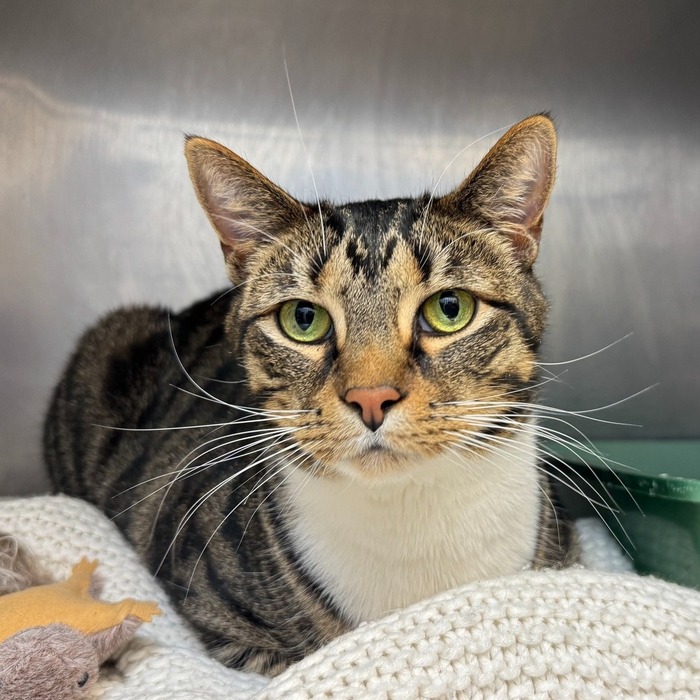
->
<box><xmin>0</xmin><ymin>536</ymin><xmax>160</xmax><ymax>700</ymax></box>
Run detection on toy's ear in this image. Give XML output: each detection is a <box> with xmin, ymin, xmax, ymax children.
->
<box><xmin>0</xmin><ymin>533</ymin><xmax>53</xmax><ymax>594</ymax></box>
<box><xmin>89</xmin><ymin>616</ymin><xmax>142</xmax><ymax>664</ymax></box>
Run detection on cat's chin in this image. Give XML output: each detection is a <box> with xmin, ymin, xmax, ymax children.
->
<box><xmin>311</xmin><ymin>429</ymin><xmax>438</xmax><ymax>483</ymax></box>
<box><xmin>330</xmin><ymin>448</ymin><xmax>433</xmax><ymax>484</ymax></box>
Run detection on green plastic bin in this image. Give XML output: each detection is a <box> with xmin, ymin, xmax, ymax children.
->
<box><xmin>552</xmin><ymin>440</ymin><xmax>700</xmax><ymax>589</ymax></box>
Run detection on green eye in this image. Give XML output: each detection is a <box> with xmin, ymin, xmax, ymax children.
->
<box><xmin>419</xmin><ymin>289</ymin><xmax>476</xmax><ymax>334</ymax></box>
<box><xmin>278</xmin><ymin>300</ymin><xmax>333</xmax><ymax>343</ymax></box>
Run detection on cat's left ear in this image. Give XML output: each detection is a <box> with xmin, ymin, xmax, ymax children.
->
<box><xmin>442</xmin><ymin>114</ymin><xmax>557</xmax><ymax>267</ymax></box>
<box><xmin>185</xmin><ymin>136</ymin><xmax>308</xmax><ymax>283</ymax></box>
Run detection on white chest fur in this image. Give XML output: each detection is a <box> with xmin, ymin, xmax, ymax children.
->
<box><xmin>282</xmin><ymin>429</ymin><xmax>542</xmax><ymax>623</ymax></box>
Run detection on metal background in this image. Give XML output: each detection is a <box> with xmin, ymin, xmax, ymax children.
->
<box><xmin>1</xmin><ymin>0</ymin><xmax>698</xmax><ymax>494</ymax></box>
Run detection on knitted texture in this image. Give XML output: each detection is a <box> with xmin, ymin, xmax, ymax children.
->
<box><xmin>1</xmin><ymin>495</ymin><xmax>698</xmax><ymax>698</ymax></box>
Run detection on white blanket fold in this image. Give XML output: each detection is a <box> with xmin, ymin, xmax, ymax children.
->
<box><xmin>1</xmin><ymin>495</ymin><xmax>698</xmax><ymax>699</ymax></box>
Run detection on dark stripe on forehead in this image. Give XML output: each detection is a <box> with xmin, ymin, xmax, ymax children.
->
<box><xmin>395</xmin><ymin>202</ymin><xmax>433</xmax><ymax>282</ymax></box>
<box><xmin>323</xmin><ymin>207</ymin><xmax>346</xmax><ymax>239</ymax></box>
<box><xmin>338</xmin><ymin>200</ymin><xmax>404</xmax><ymax>281</ymax></box>
<box><xmin>382</xmin><ymin>236</ymin><xmax>398</xmax><ymax>269</ymax></box>
<box><xmin>410</xmin><ymin>239</ymin><xmax>432</xmax><ymax>282</ymax></box>
<box><xmin>346</xmin><ymin>238</ymin><xmax>367</xmax><ymax>276</ymax></box>
<box><xmin>342</xmin><ymin>198</ymin><xmax>406</xmax><ymax>242</ymax></box>
<box><xmin>308</xmin><ymin>207</ymin><xmax>346</xmax><ymax>283</ymax></box>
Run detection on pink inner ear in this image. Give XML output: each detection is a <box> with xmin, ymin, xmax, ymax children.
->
<box><xmin>200</xmin><ymin>177</ymin><xmax>266</xmax><ymax>273</ymax></box>
<box><xmin>491</xmin><ymin>132</ymin><xmax>555</xmax><ymax>265</ymax></box>
<box><xmin>506</xmin><ymin>174</ymin><xmax>547</xmax><ymax>261</ymax></box>
<box><xmin>202</xmin><ymin>173</ymin><xmax>254</xmax><ymax>245</ymax></box>
<box><xmin>520</xmin><ymin>153</ymin><xmax>551</xmax><ymax>231</ymax></box>
<box><xmin>187</xmin><ymin>137</ymin><xmax>309</xmax><ymax>282</ymax></box>
<box><xmin>211</xmin><ymin>206</ymin><xmax>258</xmax><ymax>246</ymax></box>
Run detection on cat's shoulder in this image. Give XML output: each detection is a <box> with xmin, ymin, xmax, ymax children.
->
<box><xmin>62</xmin><ymin>289</ymin><xmax>232</xmax><ymax>394</ymax></box>
<box><xmin>74</xmin><ymin>304</ymin><xmax>174</xmax><ymax>365</ymax></box>
<box><xmin>75</xmin><ymin>289</ymin><xmax>232</xmax><ymax>356</ymax></box>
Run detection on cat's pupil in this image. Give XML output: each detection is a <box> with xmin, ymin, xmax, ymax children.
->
<box><xmin>295</xmin><ymin>303</ymin><xmax>315</xmax><ymax>331</ymax></box>
<box><xmin>439</xmin><ymin>292</ymin><xmax>460</xmax><ymax>320</ymax></box>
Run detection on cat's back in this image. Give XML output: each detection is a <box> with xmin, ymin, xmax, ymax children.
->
<box><xmin>45</xmin><ymin>291</ymin><xmax>236</xmax><ymax>505</ymax></box>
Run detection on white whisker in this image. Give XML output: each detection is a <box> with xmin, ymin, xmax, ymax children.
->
<box><xmin>537</xmin><ymin>333</ymin><xmax>634</xmax><ymax>366</ymax></box>
<box><xmin>443</xmin><ymin>409</ymin><xmax>641</xmax><ymax>511</ymax></box>
<box><xmin>447</xmin><ymin>428</ymin><xmax>633</xmax><ymax>556</ymax></box>
<box><xmin>446</xmin><ymin>425</ymin><xmax>609</xmax><ymax>508</ymax></box>
<box><xmin>155</xmin><ymin>433</ymin><xmax>302</xmax><ymax>578</ymax></box>
<box><xmin>440</xmin><ymin>227</ymin><xmax>497</xmax><ymax>254</ymax></box>
<box><xmin>283</xmin><ymin>54</ymin><xmax>327</xmax><ymax>258</ymax></box>
<box><xmin>418</xmin><ymin>121</ymin><xmax>519</xmax><ymax>245</ymax></box>
<box><xmin>114</xmin><ymin>426</ymin><xmax>299</xmax><ymax>495</ymax></box>
<box><xmin>238</xmin><ymin>449</ymin><xmax>313</xmax><ymax>546</ymax></box>
<box><xmin>214</xmin><ymin>214</ymin><xmax>302</xmax><ymax>260</ymax></box>
<box><xmin>184</xmin><ymin>442</ymin><xmax>312</xmax><ymax>594</ymax></box>
<box><xmin>113</xmin><ymin>430</ymin><xmax>299</xmax><ymax>521</ymax></box>
<box><xmin>439</xmin><ymin>398</ymin><xmax>641</xmax><ymax>427</ymax></box>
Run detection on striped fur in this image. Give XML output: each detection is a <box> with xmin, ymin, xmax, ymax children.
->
<box><xmin>45</xmin><ymin>115</ymin><xmax>578</xmax><ymax>675</ymax></box>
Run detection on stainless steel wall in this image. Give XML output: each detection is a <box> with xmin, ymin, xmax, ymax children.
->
<box><xmin>1</xmin><ymin>0</ymin><xmax>698</xmax><ymax>494</ymax></box>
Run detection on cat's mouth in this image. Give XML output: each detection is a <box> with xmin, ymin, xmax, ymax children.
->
<box><xmin>362</xmin><ymin>443</ymin><xmax>387</xmax><ymax>453</ymax></box>
<box><xmin>360</xmin><ymin>433</ymin><xmax>391</xmax><ymax>454</ymax></box>
<box><xmin>338</xmin><ymin>432</ymin><xmax>415</xmax><ymax>475</ymax></box>
<box><xmin>356</xmin><ymin>433</ymin><xmax>394</xmax><ymax>455</ymax></box>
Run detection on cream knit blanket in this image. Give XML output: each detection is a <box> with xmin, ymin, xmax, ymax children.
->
<box><xmin>1</xmin><ymin>495</ymin><xmax>698</xmax><ymax>698</ymax></box>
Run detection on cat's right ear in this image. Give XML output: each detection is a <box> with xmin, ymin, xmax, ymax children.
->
<box><xmin>185</xmin><ymin>136</ymin><xmax>308</xmax><ymax>283</ymax></box>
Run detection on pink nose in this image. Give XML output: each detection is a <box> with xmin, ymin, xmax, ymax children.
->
<box><xmin>344</xmin><ymin>386</ymin><xmax>402</xmax><ymax>432</ymax></box>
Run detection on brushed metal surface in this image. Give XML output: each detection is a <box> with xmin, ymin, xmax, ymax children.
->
<box><xmin>1</xmin><ymin>0</ymin><xmax>698</xmax><ymax>494</ymax></box>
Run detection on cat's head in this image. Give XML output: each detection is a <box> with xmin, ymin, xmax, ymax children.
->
<box><xmin>185</xmin><ymin>115</ymin><xmax>556</xmax><ymax>482</ymax></box>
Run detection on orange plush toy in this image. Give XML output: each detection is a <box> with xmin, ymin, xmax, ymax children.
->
<box><xmin>0</xmin><ymin>551</ymin><xmax>160</xmax><ymax>700</ymax></box>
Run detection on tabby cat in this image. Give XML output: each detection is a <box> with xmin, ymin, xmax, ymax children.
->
<box><xmin>45</xmin><ymin>114</ymin><xmax>577</xmax><ymax>675</ymax></box>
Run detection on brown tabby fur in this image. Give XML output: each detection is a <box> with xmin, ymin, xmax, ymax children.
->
<box><xmin>45</xmin><ymin>115</ymin><xmax>578</xmax><ymax>675</ymax></box>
